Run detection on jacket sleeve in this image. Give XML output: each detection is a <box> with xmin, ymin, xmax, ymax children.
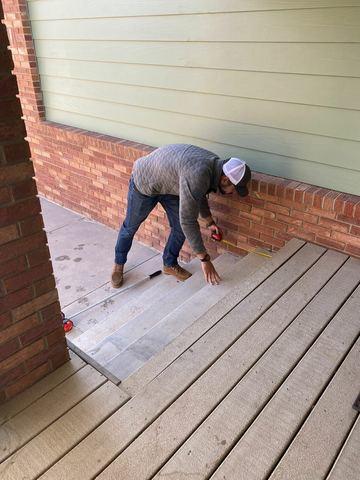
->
<box><xmin>198</xmin><ymin>195</ymin><xmax>211</xmax><ymax>219</ymax></box>
<box><xmin>179</xmin><ymin>176</ymin><xmax>207</xmax><ymax>254</ymax></box>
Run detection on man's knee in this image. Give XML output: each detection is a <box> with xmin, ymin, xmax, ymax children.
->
<box><xmin>170</xmin><ymin>223</ymin><xmax>184</xmax><ymax>234</ymax></box>
<box><xmin>171</xmin><ymin>226</ymin><xmax>185</xmax><ymax>243</ymax></box>
<box><xmin>121</xmin><ymin>222</ymin><xmax>141</xmax><ymax>238</ymax></box>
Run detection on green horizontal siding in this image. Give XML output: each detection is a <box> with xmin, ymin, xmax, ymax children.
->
<box><xmin>27</xmin><ymin>1</ymin><xmax>360</xmax><ymax>195</ymax></box>
<box><xmin>40</xmin><ymin>77</ymin><xmax>360</xmax><ymax>144</ymax></box>
<box><xmin>34</xmin><ymin>41</ymin><xmax>360</xmax><ymax>78</ymax></box>
<box><xmin>28</xmin><ymin>10</ymin><xmax>360</xmax><ymax>42</ymax></box>
<box><xmin>37</xmin><ymin>59</ymin><xmax>360</xmax><ymax>110</ymax></box>
<box><xmin>27</xmin><ymin>1</ymin><xmax>360</xmax><ymax>19</ymax></box>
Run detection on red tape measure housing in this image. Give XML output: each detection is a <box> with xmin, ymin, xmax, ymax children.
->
<box><xmin>61</xmin><ymin>312</ymin><xmax>73</xmax><ymax>332</ymax></box>
<box><xmin>211</xmin><ymin>232</ymin><xmax>222</xmax><ymax>242</ymax></box>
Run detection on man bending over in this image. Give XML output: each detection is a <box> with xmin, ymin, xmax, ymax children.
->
<box><xmin>112</xmin><ymin>144</ymin><xmax>251</xmax><ymax>287</ymax></box>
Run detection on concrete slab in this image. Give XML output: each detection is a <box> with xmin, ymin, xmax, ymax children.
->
<box><xmin>39</xmin><ymin>197</ymin><xmax>85</xmax><ymax>232</ymax></box>
<box><xmin>41</xmin><ymin>202</ymin><xmax>158</xmax><ymax>308</ymax></box>
<box><xmin>64</xmin><ymin>254</ymin><xmax>165</xmax><ymax>340</ymax></box>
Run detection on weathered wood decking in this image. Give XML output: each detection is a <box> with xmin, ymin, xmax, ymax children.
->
<box><xmin>1</xmin><ymin>239</ymin><xmax>359</xmax><ymax>480</ymax></box>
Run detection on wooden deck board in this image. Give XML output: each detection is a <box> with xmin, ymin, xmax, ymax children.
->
<box><xmin>0</xmin><ymin>351</ymin><xmax>85</xmax><ymax>426</ymax></box>
<box><xmin>1</xmin><ymin>241</ymin><xmax>358</xmax><ymax>480</ymax></box>
<box><xmin>78</xmin><ymin>259</ymin><xmax>200</xmax><ymax>360</ymax></box>
<box><xmin>100</xmin><ymin>253</ymin><xmax>237</xmax><ymax>368</ymax></box>
<box><xmin>0</xmin><ymin>365</ymin><xmax>106</xmax><ymax>462</ymax></box>
<box><xmin>0</xmin><ymin>382</ymin><xmax>129</xmax><ymax>480</ymax></box>
<box><xmin>122</xmin><ymin>238</ymin><xmax>306</xmax><ymax>396</ymax></box>
<box><xmin>96</xmin><ymin>250</ymin><xmax>351</xmax><ymax>480</ymax></box>
<box><xmin>211</xmin><ymin>281</ymin><xmax>360</xmax><ymax>480</ymax></box>
<box><xmin>267</xmin><ymin>342</ymin><xmax>360</xmax><ymax>480</ymax></box>
<box><xmin>104</xmin><ymin>253</ymin><xmax>249</xmax><ymax>380</ymax></box>
<box><xmin>40</xmin><ymin>240</ymin><xmax>311</xmax><ymax>480</ymax></box>
<box><xmin>153</xmin><ymin>254</ymin><xmax>358</xmax><ymax>480</ymax></box>
<box><xmin>65</xmin><ymin>253</ymin><xmax>164</xmax><ymax>340</ymax></box>
<box><xmin>327</xmin><ymin>416</ymin><xmax>360</xmax><ymax>480</ymax></box>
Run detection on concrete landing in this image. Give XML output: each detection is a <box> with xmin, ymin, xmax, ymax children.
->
<box><xmin>40</xmin><ymin>197</ymin><xmax>160</xmax><ymax>309</ymax></box>
<box><xmin>40</xmin><ymin>197</ymin><xmax>243</xmax><ymax>382</ymax></box>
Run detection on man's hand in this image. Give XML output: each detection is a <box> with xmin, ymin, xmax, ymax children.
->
<box><xmin>201</xmin><ymin>260</ymin><xmax>221</xmax><ymax>285</ymax></box>
<box><xmin>196</xmin><ymin>251</ymin><xmax>221</xmax><ymax>285</ymax></box>
<box><xmin>206</xmin><ymin>220</ymin><xmax>222</xmax><ymax>239</ymax></box>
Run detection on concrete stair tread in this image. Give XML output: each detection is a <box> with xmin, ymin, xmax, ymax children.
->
<box><xmin>104</xmin><ymin>250</ymin><xmax>266</xmax><ymax>381</ymax></box>
<box><xmin>79</xmin><ymin>253</ymin><xmax>237</xmax><ymax>366</ymax></box>
<box><xmin>70</xmin><ymin>257</ymin><xmax>201</xmax><ymax>356</ymax></box>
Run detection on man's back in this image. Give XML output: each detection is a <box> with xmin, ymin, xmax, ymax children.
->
<box><xmin>132</xmin><ymin>144</ymin><xmax>219</xmax><ymax>197</ymax></box>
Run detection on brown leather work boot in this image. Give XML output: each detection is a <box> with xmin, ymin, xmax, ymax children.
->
<box><xmin>111</xmin><ymin>264</ymin><xmax>124</xmax><ymax>288</ymax></box>
<box><xmin>163</xmin><ymin>264</ymin><xmax>192</xmax><ymax>282</ymax></box>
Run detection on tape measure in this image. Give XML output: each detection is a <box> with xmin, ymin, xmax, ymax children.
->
<box><xmin>61</xmin><ymin>312</ymin><xmax>74</xmax><ymax>333</ymax></box>
<box><xmin>211</xmin><ymin>232</ymin><xmax>272</xmax><ymax>258</ymax></box>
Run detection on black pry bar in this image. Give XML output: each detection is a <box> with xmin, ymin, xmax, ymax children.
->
<box><xmin>149</xmin><ymin>270</ymin><xmax>162</xmax><ymax>279</ymax></box>
<box><xmin>353</xmin><ymin>392</ymin><xmax>360</xmax><ymax>412</ymax></box>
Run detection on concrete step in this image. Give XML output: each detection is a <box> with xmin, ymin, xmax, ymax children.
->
<box><xmin>40</xmin><ymin>193</ymin><xmax>159</xmax><ymax>312</ymax></box>
<box><xmin>72</xmin><ymin>257</ymin><xmax>201</xmax><ymax>358</ymax></box>
<box><xmin>87</xmin><ymin>253</ymin><xmax>237</xmax><ymax>367</ymax></box>
<box><xmin>104</xmin><ymin>252</ymin><xmax>261</xmax><ymax>381</ymax></box>
<box><xmin>64</xmin><ymin>253</ymin><xmax>165</xmax><ymax>342</ymax></box>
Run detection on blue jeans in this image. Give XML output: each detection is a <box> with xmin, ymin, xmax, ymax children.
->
<box><xmin>115</xmin><ymin>178</ymin><xmax>186</xmax><ymax>267</ymax></box>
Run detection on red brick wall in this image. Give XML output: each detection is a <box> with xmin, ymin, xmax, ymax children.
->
<box><xmin>2</xmin><ymin>0</ymin><xmax>360</xmax><ymax>262</ymax></box>
<box><xmin>0</xmin><ymin>2</ymin><xmax>68</xmax><ymax>404</ymax></box>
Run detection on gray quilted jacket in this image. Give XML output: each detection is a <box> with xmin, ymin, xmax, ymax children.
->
<box><xmin>132</xmin><ymin>144</ymin><xmax>225</xmax><ymax>253</ymax></box>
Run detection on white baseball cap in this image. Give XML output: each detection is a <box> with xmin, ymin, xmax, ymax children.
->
<box><xmin>223</xmin><ymin>157</ymin><xmax>251</xmax><ymax>196</ymax></box>
<box><xmin>223</xmin><ymin>157</ymin><xmax>247</xmax><ymax>185</ymax></box>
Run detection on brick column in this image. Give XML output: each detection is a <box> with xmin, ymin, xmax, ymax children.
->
<box><xmin>0</xmin><ymin>3</ymin><xmax>68</xmax><ymax>404</ymax></box>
